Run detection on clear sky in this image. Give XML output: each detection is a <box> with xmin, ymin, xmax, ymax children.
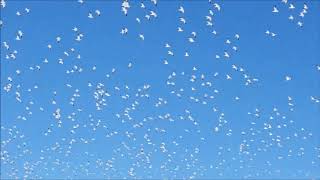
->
<box><xmin>1</xmin><ymin>0</ymin><xmax>320</xmax><ymax>179</ymax></box>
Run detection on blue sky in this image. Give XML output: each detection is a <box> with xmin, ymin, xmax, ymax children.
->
<box><xmin>1</xmin><ymin>0</ymin><xmax>320</xmax><ymax>179</ymax></box>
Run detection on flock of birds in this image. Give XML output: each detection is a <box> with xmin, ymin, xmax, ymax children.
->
<box><xmin>1</xmin><ymin>0</ymin><xmax>320</xmax><ymax>179</ymax></box>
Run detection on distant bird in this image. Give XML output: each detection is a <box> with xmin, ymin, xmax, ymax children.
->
<box><xmin>139</xmin><ymin>34</ymin><xmax>145</xmax><ymax>40</ymax></box>
<box><xmin>285</xmin><ymin>75</ymin><xmax>292</xmax><ymax>81</ymax></box>
<box><xmin>120</xmin><ymin>28</ymin><xmax>128</xmax><ymax>35</ymax></box>
<box><xmin>150</xmin><ymin>11</ymin><xmax>157</xmax><ymax>18</ymax></box>
<box><xmin>213</xmin><ymin>3</ymin><xmax>221</xmax><ymax>11</ymax></box>
<box><xmin>88</xmin><ymin>12</ymin><xmax>94</xmax><ymax>18</ymax></box>
<box><xmin>95</xmin><ymin>10</ymin><xmax>101</xmax><ymax>16</ymax></box>
<box><xmin>140</xmin><ymin>3</ymin><xmax>145</xmax><ymax>9</ymax></box>
<box><xmin>288</xmin><ymin>15</ymin><xmax>294</xmax><ymax>20</ymax></box>
<box><xmin>288</xmin><ymin>4</ymin><xmax>295</xmax><ymax>9</ymax></box>
<box><xmin>177</xmin><ymin>27</ymin><xmax>183</xmax><ymax>32</ymax></box>
<box><xmin>178</xmin><ymin>6</ymin><xmax>185</xmax><ymax>13</ymax></box>
<box><xmin>188</xmin><ymin>38</ymin><xmax>195</xmax><ymax>43</ymax></box>
<box><xmin>272</xmin><ymin>6</ymin><xmax>279</xmax><ymax>13</ymax></box>
<box><xmin>179</xmin><ymin>17</ymin><xmax>186</xmax><ymax>24</ymax></box>
<box><xmin>56</xmin><ymin>36</ymin><xmax>61</xmax><ymax>43</ymax></box>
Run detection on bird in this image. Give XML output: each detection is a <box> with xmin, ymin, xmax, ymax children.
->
<box><xmin>179</xmin><ymin>17</ymin><xmax>186</xmax><ymax>24</ymax></box>
<box><xmin>288</xmin><ymin>4</ymin><xmax>295</xmax><ymax>9</ymax></box>
<box><xmin>128</xmin><ymin>62</ymin><xmax>132</xmax><ymax>68</ymax></box>
<box><xmin>120</xmin><ymin>28</ymin><xmax>128</xmax><ymax>35</ymax></box>
<box><xmin>214</xmin><ymin>3</ymin><xmax>221</xmax><ymax>11</ymax></box>
<box><xmin>177</xmin><ymin>27</ymin><xmax>183</xmax><ymax>32</ymax></box>
<box><xmin>139</xmin><ymin>34</ymin><xmax>145</xmax><ymax>40</ymax></box>
<box><xmin>272</xmin><ymin>6</ymin><xmax>279</xmax><ymax>13</ymax></box>
<box><xmin>88</xmin><ymin>12</ymin><xmax>94</xmax><ymax>18</ymax></box>
<box><xmin>56</xmin><ymin>36</ymin><xmax>61</xmax><ymax>43</ymax></box>
<box><xmin>178</xmin><ymin>6</ymin><xmax>185</xmax><ymax>14</ymax></box>
<box><xmin>288</xmin><ymin>15</ymin><xmax>294</xmax><ymax>20</ymax></box>
<box><xmin>188</xmin><ymin>38</ymin><xmax>195</xmax><ymax>43</ymax></box>
<box><xmin>95</xmin><ymin>10</ymin><xmax>101</xmax><ymax>16</ymax></box>
<box><xmin>285</xmin><ymin>75</ymin><xmax>292</xmax><ymax>81</ymax></box>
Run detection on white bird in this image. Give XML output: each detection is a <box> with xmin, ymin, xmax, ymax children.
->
<box><xmin>151</xmin><ymin>0</ymin><xmax>157</xmax><ymax>6</ymax></box>
<box><xmin>188</xmin><ymin>38</ymin><xmax>195</xmax><ymax>43</ymax></box>
<box><xmin>185</xmin><ymin>52</ymin><xmax>189</xmax><ymax>57</ymax></box>
<box><xmin>212</xmin><ymin>30</ymin><xmax>217</xmax><ymax>35</ymax></box>
<box><xmin>285</xmin><ymin>75</ymin><xmax>292</xmax><ymax>81</ymax></box>
<box><xmin>165</xmin><ymin>43</ymin><xmax>171</xmax><ymax>48</ymax></box>
<box><xmin>120</xmin><ymin>28</ymin><xmax>128</xmax><ymax>35</ymax></box>
<box><xmin>16</xmin><ymin>11</ymin><xmax>21</xmax><ymax>16</ymax></box>
<box><xmin>235</xmin><ymin>34</ymin><xmax>240</xmax><ymax>40</ymax></box>
<box><xmin>177</xmin><ymin>27</ymin><xmax>183</xmax><ymax>32</ymax></box>
<box><xmin>122</xmin><ymin>7</ymin><xmax>128</xmax><ymax>16</ymax></box>
<box><xmin>224</xmin><ymin>51</ymin><xmax>230</xmax><ymax>58</ymax></box>
<box><xmin>272</xmin><ymin>6</ymin><xmax>279</xmax><ymax>13</ymax></box>
<box><xmin>140</xmin><ymin>3</ymin><xmax>145</xmax><ymax>9</ymax></box>
<box><xmin>88</xmin><ymin>12</ymin><xmax>94</xmax><ymax>18</ymax></box>
<box><xmin>3</xmin><ymin>42</ymin><xmax>9</xmax><ymax>49</ymax></box>
<box><xmin>163</xmin><ymin>60</ymin><xmax>169</xmax><ymax>65</ymax></box>
<box><xmin>128</xmin><ymin>62</ymin><xmax>132</xmax><ymax>68</ymax></box>
<box><xmin>168</xmin><ymin>50</ymin><xmax>174</xmax><ymax>56</ymax></box>
<box><xmin>0</xmin><ymin>0</ymin><xmax>6</xmax><ymax>8</ymax></box>
<box><xmin>288</xmin><ymin>4</ymin><xmax>295</xmax><ymax>9</ymax></box>
<box><xmin>139</xmin><ymin>34</ymin><xmax>145</xmax><ymax>40</ymax></box>
<box><xmin>303</xmin><ymin>3</ymin><xmax>308</xmax><ymax>10</ymax></box>
<box><xmin>226</xmin><ymin>74</ymin><xmax>232</xmax><ymax>80</ymax></box>
<box><xmin>299</xmin><ymin>12</ymin><xmax>305</xmax><ymax>18</ymax></box>
<box><xmin>232</xmin><ymin>64</ymin><xmax>238</xmax><ymax>70</ymax></box>
<box><xmin>17</xmin><ymin>30</ymin><xmax>23</xmax><ymax>37</ymax></box>
<box><xmin>150</xmin><ymin>11</ymin><xmax>157</xmax><ymax>18</ymax></box>
<box><xmin>136</xmin><ymin>18</ymin><xmax>141</xmax><ymax>23</ymax></box>
<box><xmin>95</xmin><ymin>10</ymin><xmax>101</xmax><ymax>16</ymax></box>
<box><xmin>56</xmin><ymin>36</ymin><xmax>61</xmax><ymax>43</ymax></box>
<box><xmin>214</xmin><ymin>3</ymin><xmax>221</xmax><ymax>11</ymax></box>
<box><xmin>209</xmin><ymin>10</ymin><xmax>214</xmax><ymax>16</ymax></box>
<box><xmin>179</xmin><ymin>17</ymin><xmax>186</xmax><ymax>24</ymax></box>
<box><xmin>16</xmin><ymin>35</ymin><xmax>21</xmax><ymax>41</ymax></box>
<box><xmin>25</xmin><ymin>8</ymin><xmax>30</xmax><ymax>13</ymax></box>
<box><xmin>232</xmin><ymin>46</ymin><xmax>238</xmax><ymax>51</ymax></box>
<box><xmin>297</xmin><ymin>21</ymin><xmax>303</xmax><ymax>27</ymax></box>
<box><xmin>206</xmin><ymin>21</ymin><xmax>213</xmax><ymax>26</ymax></box>
<box><xmin>288</xmin><ymin>15</ymin><xmax>294</xmax><ymax>20</ymax></box>
<box><xmin>178</xmin><ymin>6</ymin><xmax>184</xmax><ymax>13</ymax></box>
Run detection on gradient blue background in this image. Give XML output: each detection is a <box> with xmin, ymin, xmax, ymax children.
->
<box><xmin>1</xmin><ymin>0</ymin><xmax>320</xmax><ymax>179</ymax></box>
